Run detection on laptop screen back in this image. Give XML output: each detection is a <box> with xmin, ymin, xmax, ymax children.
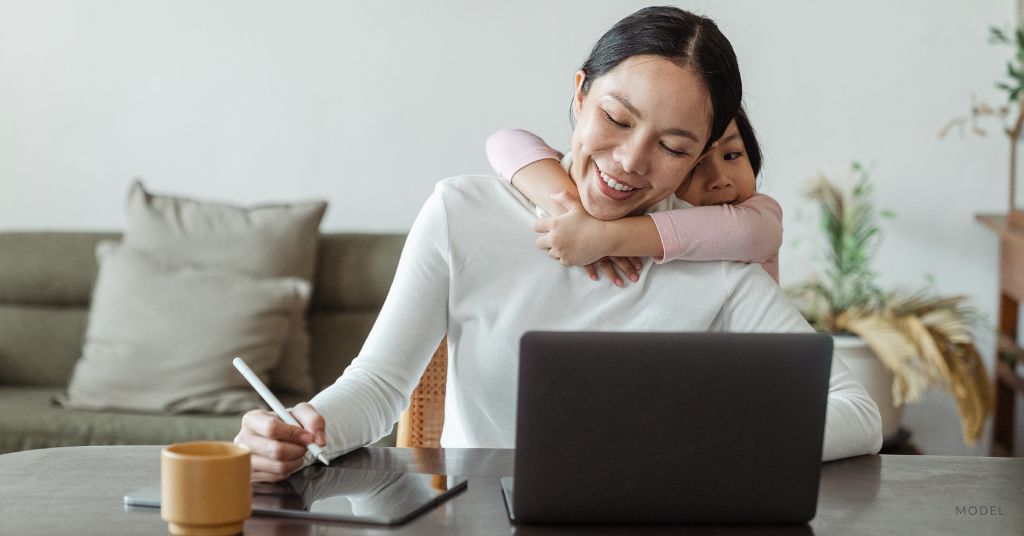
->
<box><xmin>512</xmin><ymin>331</ymin><xmax>832</xmax><ymax>524</ymax></box>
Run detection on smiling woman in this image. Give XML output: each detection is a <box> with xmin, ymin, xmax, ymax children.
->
<box><xmin>570</xmin><ymin>56</ymin><xmax>715</xmax><ymax>219</ymax></box>
<box><xmin>233</xmin><ymin>6</ymin><xmax>883</xmax><ymax>483</ymax></box>
<box><xmin>567</xmin><ymin>5</ymin><xmax>740</xmax><ymax>220</ymax></box>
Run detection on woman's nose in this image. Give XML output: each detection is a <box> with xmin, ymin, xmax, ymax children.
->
<box><xmin>613</xmin><ymin>138</ymin><xmax>649</xmax><ymax>175</ymax></box>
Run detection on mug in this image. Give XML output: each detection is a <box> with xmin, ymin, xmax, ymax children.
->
<box><xmin>161</xmin><ymin>441</ymin><xmax>252</xmax><ymax>536</ymax></box>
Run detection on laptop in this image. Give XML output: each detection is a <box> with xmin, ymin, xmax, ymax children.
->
<box><xmin>501</xmin><ymin>331</ymin><xmax>833</xmax><ymax>525</ymax></box>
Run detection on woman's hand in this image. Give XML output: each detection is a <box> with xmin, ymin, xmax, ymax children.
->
<box><xmin>585</xmin><ymin>257</ymin><xmax>643</xmax><ymax>287</ymax></box>
<box><xmin>234</xmin><ymin>402</ymin><xmax>327</xmax><ymax>482</ymax></box>
<box><xmin>533</xmin><ymin>191</ymin><xmax>642</xmax><ymax>286</ymax></box>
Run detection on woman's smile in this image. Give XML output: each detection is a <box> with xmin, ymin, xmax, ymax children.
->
<box><xmin>594</xmin><ymin>163</ymin><xmax>640</xmax><ymax>200</ymax></box>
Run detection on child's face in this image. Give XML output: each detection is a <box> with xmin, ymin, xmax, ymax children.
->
<box><xmin>674</xmin><ymin>120</ymin><xmax>756</xmax><ymax>206</ymax></box>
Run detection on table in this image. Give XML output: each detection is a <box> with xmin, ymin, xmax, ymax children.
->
<box><xmin>0</xmin><ymin>446</ymin><xmax>1021</xmax><ymax>535</ymax></box>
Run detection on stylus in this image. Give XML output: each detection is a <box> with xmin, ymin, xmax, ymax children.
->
<box><xmin>232</xmin><ymin>357</ymin><xmax>331</xmax><ymax>465</ymax></box>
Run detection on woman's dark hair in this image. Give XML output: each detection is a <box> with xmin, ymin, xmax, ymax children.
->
<box><xmin>574</xmin><ymin>6</ymin><xmax>742</xmax><ymax>154</ymax></box>
<box><xmin>734</xmin><ymin>107</ymin><xmax>762</xmax><ymax>176</ymax></box>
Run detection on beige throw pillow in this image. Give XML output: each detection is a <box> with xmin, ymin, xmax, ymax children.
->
<box><xmin>59</xmin><ymin>242</ymin><xmax>310</xmax><ymax>414</ymax></box>
<box><xmin>123</xmin><ymin>180</ymin><xmax>327</xmax><ymax>396</ymax></box>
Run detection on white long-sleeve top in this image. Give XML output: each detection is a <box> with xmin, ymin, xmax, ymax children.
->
<box><xmin>309</xmin><ymin>176</ymin><xmax>882</xmax><ymax>464</ymax></box>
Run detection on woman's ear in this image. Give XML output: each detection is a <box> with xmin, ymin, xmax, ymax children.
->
<box><xmin>572</xmin><ymin>70</ymin><xmax>587</xmax><ymax>118</ymax></box>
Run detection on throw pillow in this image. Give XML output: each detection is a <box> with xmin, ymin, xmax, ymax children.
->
<box><xmin>57</xmin><ymin>242</ymin><xmax>310</xmax><ymax>414</ymax></box>
<box><xmin>123</xmin><ymin>180</ymin><xmax>327</xmax><ymax>396</ymax></box>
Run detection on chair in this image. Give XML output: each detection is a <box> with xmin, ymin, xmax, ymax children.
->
<box><xmin>395</xmin><ymin>339</ymin><xmax>448</xmax><ymax>448</ymax></box>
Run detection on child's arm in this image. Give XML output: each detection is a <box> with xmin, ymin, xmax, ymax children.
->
<box><xmin>538</xmin><ymin>193</ymin><xmax>783</xmax><ymax>282</ymax></box>
<box><xmin>650</xmin><ymin>194</ymin><xmax>782</xmax><ymax>262</ymax></box>
<box><xmin>485</xmin><ymin>129</ymin><xmax>571</xmax><ymax>216</ymax></box>
<box><xmin>759</xmin><ymin>254</ymin><xmax>780</xmax><ymax>284</ymax></box>
<box><xmin>486</xmin><ymin>128</ymin><xmax>644</xmax><ymax>285</ymax></box>
<box><xmin>534</xmin><ymin>198</ymin><xmax>663</xmax><ymax>265</ymax></box>
<box><xmin>650</xmin><ymin>193</ymin><xmax>783</xmax><ymax>281</ymax></box>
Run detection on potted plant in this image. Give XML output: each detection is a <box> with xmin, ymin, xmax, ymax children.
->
<box><xmin>787</xmin><ymin>162</ymin><xmax>993</xmax><ymax>445</ymax></box>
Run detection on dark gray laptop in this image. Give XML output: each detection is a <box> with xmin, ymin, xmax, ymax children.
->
<box><xmin>501</xmin><ymin>331</ymin><xmax>833</xmax><ymax>525</ymax></box>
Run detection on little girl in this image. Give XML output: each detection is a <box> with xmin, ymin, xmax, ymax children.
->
<box><xmin>485</xmin><ymin>107</ymin><xmax>782</xmax><ymax>286</ymax></box>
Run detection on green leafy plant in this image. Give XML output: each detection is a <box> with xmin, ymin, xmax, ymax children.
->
<box><xmin>787</xmin><ymin>163</ymin><xmax>993</xmax><ymax>444</ymax></box>
<box><xmin>939</xmin><ymin>24</ymin><xmax>1024</xmax><ymax>139</ymax></box>
<box><xmin>989</xmin><ymin>25</ymin><xmax>1024</xmax><ymax>102</ymax></box>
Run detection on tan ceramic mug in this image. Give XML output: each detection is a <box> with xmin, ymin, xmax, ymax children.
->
<box><xmin>161</xmin><ymin>441</ymin><xmax>252</xmax><ymax>536</ymax></box>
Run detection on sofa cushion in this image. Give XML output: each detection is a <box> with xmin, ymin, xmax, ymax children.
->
<box><xmin>308</xmin><ymin>311</ymin><xmax>379</xmax><ymax>391</ymax></box>
<box><xmin>0</xmin><ymin>232</ymin><xmax>408</xmax><ymax>390</ymax></box>
<box><xmin>311</xmin><ymin>234</ymin><xmax>406</xmax><ymax>310</ymax></box>
<box><xmin>0</xmin><ymin>305</ymin><xmax>88</xmax><ymax>387</ymax></box>
<box><xmin>0</xmin><ymin>232</ymin><xmax>116</xmax><ymax>307</ymax></box>
<box><xmin>0</xmin><ymin>386</ymin><xmax>283</xmax><ymax>453</ymax></box>
<box><xmin>0</xmin><ymin>387</ymin><xmax>395</xmax><ymax>454</ymax></box>
<box><xmin>124</xmin><ymin>181</ymin><xmax>327</xmax><ymax>396</ymax></box>
<box><xmin>58</xmin><ymin>242</ymin><xmax>308</xmax><ymax>414</ymax></box>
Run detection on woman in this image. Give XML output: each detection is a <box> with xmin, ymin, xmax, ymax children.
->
<box><xmin>236</xmin><ymin>6</ymin><xmax>883</xmax><ymax>482</ymax></box>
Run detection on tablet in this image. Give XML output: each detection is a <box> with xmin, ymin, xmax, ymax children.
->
<box><xmin>124</xmin><ymin>466</ymin><xmax>469</xmax><ymax>526</ymax></box>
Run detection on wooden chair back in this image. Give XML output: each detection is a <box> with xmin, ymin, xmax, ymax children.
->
<box><xmin>396</xmin><ymin>339</ymin><xmax>448</xmax><ymax>448</ymax></box>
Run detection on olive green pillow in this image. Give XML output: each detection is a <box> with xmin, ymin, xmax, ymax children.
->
<box><xmin>123</xmin><ymin>180</ymin><xmax>327</xmax><ymax>396</ymax></box>
<box><xmin>59</xmin><ymin>242</ymin><xmax>310</xmax><ymax>414</ymax></box>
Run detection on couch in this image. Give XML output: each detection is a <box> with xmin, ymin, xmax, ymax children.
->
<box><xmin>0</xmin><ymin>231</ymin><xmax>407</xmax><ymax>453</ymax></box>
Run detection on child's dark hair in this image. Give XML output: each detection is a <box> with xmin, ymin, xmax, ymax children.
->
<box><xmin>734</xmin><ymin>107</ymin><xmax>763</xmax><ymax>176</ymax></box>
<box><xmin>573</xmin><ymin>6</ymin><xmax>742</xmax><ymax>154</ymax></box>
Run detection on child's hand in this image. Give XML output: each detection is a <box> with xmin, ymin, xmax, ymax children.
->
<box><xmin>533</xmin><ymin>191</ymin><xmax>611</xmax><ymax>266</ymax></box>
<box><xmin>533</xmin><ymin>192</ymin><xmax>642</xmax><ymax>287</ymax></box>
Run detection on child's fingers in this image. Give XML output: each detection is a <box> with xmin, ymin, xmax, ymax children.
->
<box><xmin>532</xmin><ymin>218</ymin><xmax>552</xmax><ymax>233</ymax></box>
<box><xmin>584</xmin><ymin>263</ymin><xmax>600</xmax><ymax>281</ymax></box>
<box><xmin>551</xmin><ymin>191</ymin><xmax>584</xmax><ymax>213</ymax></box>
<box><xmin>535</xmin><ymin>233</ymin><xmax>552</xmax><ymax>252</ymax></box>
<box><xmin>629</xmin><ymin>257</ymin><xmax>643</xmax><ymax>270</ymax></box>
<box><xmin>610</xmin><ymin>256</ymin><xmax>638</xmax><ymax>283</ymax></box>
<box><xmin>535</xmin><ymin>234</ymin><xmax>567</xmax><ymax>264</ymax></box>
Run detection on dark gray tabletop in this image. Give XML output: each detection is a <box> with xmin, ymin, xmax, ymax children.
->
<box><xmin>0</xmin><ymin>446</ymin><xmax>1020</xmax><ymax>535</ymax></box>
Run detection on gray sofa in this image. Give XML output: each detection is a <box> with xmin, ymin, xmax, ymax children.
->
<box><xmin>0</xmin><ymin>231</ymin><xmax>406</xmax><ymax>453</ymax></box>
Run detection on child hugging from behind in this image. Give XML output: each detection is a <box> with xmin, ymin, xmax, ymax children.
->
<box><xmin>485</xmin><ymin>107</ymin><xmax>781</xmax><ymax>286</ymax></box>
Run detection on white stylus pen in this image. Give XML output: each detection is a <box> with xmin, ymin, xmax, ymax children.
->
<box><xmin>232</xmin><ymin>357</ymin><xmax>330</xmax><ymax>465</ymax></box>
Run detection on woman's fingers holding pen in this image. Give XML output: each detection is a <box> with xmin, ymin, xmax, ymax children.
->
<box><xmin>250</xmin><ymin>456</ymin><xmax>307</xmax><ymax>482</ymax></box>
<box><xmin>240</xmin><ymin>409</ymin><xmax>313</xmax><ymax>444</ymax></box>
<box><xmin>290</xmin><ymin>402</ymin><xmax>327</xmax><ymax>447</ymax></box>
<box><xmin>235</xmin><ymin>410</ymin><xmax>308</xmax><ymax>481</ymax></box>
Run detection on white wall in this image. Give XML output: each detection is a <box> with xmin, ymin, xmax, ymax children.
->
<box><xmin>1</xmin><ymin>0</ymin><xmax>1019</xmax><ymax>455</ymax></box>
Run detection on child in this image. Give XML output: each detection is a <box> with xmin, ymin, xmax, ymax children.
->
<box><xmin>485</xmin><ymin>108</ymin><xmax>781</xmax><ymax>286</ymax></box>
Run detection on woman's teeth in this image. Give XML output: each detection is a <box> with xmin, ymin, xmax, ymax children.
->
<box><xmin>600</xmin><ymin>171</ymin><xmax>635</xmax><ymax>192</ymax></box>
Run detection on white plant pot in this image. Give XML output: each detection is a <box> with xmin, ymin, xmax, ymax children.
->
<box><xmin>831</xmin><ymin>334</ymin><xmax>903</xmax><ymax>442</ymax></box>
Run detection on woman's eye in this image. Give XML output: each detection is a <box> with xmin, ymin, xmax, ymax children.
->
<box><xmin>661</xmin><ymin>143</ymin><xmax>688</xmax><ymax>157</ymax></box>
<box><xmin>603</xmin><ymin>112</ymin><xmax>629</xmax><ymax>128</ymax></box>
<box><xmin>724</xmin><ymin>151</ymin><xmax>744</xmax><ymax>161</ymax></box>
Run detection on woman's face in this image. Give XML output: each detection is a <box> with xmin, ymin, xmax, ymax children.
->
<box><xmin>675</xmin><ymin>120</ymin><xmax>756</xmax><ymax>206</ymax></box>
<box><xmin>569</xmin><ymin>55</ymin><xmax>712</xmax><ymax>220</ymax></box>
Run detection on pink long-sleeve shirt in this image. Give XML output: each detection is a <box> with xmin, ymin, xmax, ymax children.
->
<box><xmin>485</xmin><ymin>128</ymin><xmax>781</xmax><ymax>282</ymax></box>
